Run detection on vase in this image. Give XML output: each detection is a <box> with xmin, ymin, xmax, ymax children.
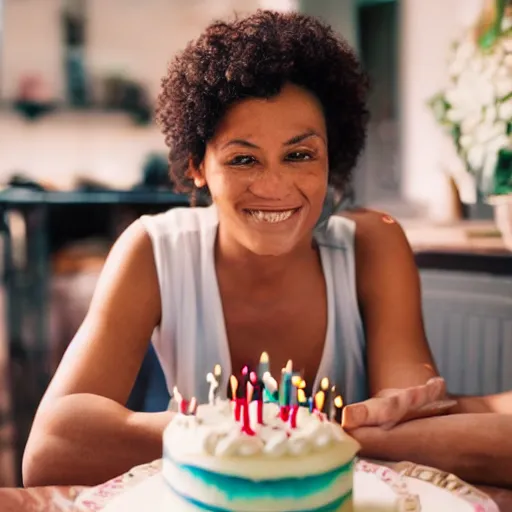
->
<box><xmin>488</xmin><ymin>194</ymin><xmax>512</xmax><ymax>250</ymax></box>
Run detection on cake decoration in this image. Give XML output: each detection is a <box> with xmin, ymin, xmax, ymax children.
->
<box><xmin>161</xmin><ymin>352</ymin><xmax>420</xmax><ymax>512</ymax></box>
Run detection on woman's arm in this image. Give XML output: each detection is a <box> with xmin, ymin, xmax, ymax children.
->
<box><xmin>24</xmin><ymin>394</ymin><xmax>172</xmax><ymax>486</ymax></box>
<box><xmin>23</xmin><ymin>221</ymin><xmax>165</xmax><ymax>487</ymax></box>
<box><xmin>351</xmin><ymin>413</ymin><xmax>512</xmax><ymax>488</ymax></box>
<box><xmin>344</xmin><ymin>209</ymin><xmax>440</xmax><ymax>394</ymax></box>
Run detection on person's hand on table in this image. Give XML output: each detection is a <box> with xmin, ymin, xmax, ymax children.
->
<box><xmin>342</xmin><ymin>377</ymin><xmax>457</xmax><ymax>430</ymax></box>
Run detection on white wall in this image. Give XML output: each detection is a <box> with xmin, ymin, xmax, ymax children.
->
<box><xmin>85</xmin><ymin>0</ymin><xmax>262</xmax><ymax>102</ymax></box>
<box><xmin>1</xmin><ymin>0</ymin><xmax>64</xmax><ymax>101</ymax></box>
<box><xmin>0</xmin><ymin>110</ymin><xmax>164</xmax><ymax>189</ymax></box>
<box><xmin>399</xmin><ymin>0</ymin><xmax>485</xmax><ymax>210</ymax></box>
<box><xmin>300</xmin><ymin>0</ymin><xmax>358</xmax><ymax>51</ymax></box>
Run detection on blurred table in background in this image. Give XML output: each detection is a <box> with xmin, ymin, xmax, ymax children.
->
<box><xmin>0</xmin><ymin>187</ymin><xmax>198</xmax><ymax>485</ymax></box>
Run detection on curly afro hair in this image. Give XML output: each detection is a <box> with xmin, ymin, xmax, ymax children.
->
<box><xmin>156</xmin><ymin>10</ymin><xmax>369</xmax><ymax>194</ymax></box>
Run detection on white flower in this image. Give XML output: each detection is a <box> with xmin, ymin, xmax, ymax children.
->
<box><xmin>498</xmin><ymin>98</ymin><xmax>512</xmax><ymax>120</ymax></box>
<box><xmin>495</xmin><ymin>77</ymin><xmax>512</xmax><ymax>98</ymax></box>
<box><xmin>431</xmin><ymin>26</ymin><xmax>512</xmax><ymax>194</ymax></box>
<box><xmin>461</xmin><ymin>112</ymin><xmax>483</xmax><ymax>135</ymax></box>
<box><xmin>459</xmin><ymin>134</ymin><xmax>473</xmax><ymax>149</ymax></box>
<box><xmin>467</xmin><ymin>144</ymin><xmax>486</xmax><ymax>170</ymax></box>
<box><xmin>484</xmin><ymin>105</ymin><xmax>497</xmax><ymax>124</ymax></box>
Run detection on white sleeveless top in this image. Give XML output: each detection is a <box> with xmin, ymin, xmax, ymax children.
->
<box><xmin>140</xmin><ymin>205</ymin><xmax>367</xmax><ymax>406</ymax></box>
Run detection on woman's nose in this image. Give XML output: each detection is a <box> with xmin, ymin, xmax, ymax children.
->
<box><xmin>248</xmin><ymin>167</ymin><xmax>293</xmax><ymax>199</ymax></box>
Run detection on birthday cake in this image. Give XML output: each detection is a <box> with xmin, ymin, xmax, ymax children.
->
<box><xmin>161</xmin><ymin>358</ymin><xmax>421</xmax><ymax>512</ymax></box>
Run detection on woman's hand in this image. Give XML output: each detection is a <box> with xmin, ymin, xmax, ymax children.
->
<box><xmin>342</xmin><ymin>377</ymin><xmax>457</xmax><ymax>430</ymax></box>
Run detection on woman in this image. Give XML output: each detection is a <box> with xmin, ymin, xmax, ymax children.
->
<box><xmin>23</xmin><ymin>10</ymin><xmax>512</xmax><ymax>488</ymax></box>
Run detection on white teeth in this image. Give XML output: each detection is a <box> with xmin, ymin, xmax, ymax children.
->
<box><xmin>248</xmin><ymin>209</ymin><xmax>296</xmax><ymax>223</ymax></box>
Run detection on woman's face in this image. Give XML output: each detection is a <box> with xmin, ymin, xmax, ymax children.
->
<box><xmin>193</xmin><ymin>83</ymin><xmax>329</xmax><ymax>257</ymax></box>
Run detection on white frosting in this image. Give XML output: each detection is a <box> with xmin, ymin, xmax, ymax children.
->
<box><xmin>163</xmin><ymin>400</ymin><xmax>360</xmax><ymax>479</ymax></box>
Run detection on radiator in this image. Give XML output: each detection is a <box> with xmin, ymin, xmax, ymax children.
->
<box><xmin>420</xmin><ymin>270</ymin><xmax>512</xmax><ymax>396</ymax></box>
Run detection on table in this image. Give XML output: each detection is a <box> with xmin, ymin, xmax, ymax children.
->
<box><xmin>0</xmin><ymin>187</ymin><xmax>198</xmax><ymax>484</ymax></box>
<box><xmin>1</xmin><ymin>460</ymin><xmax>511</xmax><ymax>512</ymax></box>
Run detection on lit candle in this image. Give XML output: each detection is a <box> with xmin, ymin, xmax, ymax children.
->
<box><xmin>242</xmin><ymin>365</ymin><xmax>250</xmax><ymax>384</ymax></box>
<box><xmin>258</xmin><ymin>351</ymin><xmax>270</xmax><ymax>379</ymax></box>
<box><xmin>262</xmin><ymin>371</ymin><xmax>278</xmax><ymax>402</ymax></box>
<box><xmin>308</xmin><ymin>396</ymin><xmax>314</xmax><ymax>413</ymax></box>
<box><xmin>288</xmin><ymin>375</ymin><xmax>302</xmax><ymax>429</ymax></box>
<box><xmin>173</xmin><ymin>386</ymin><xmax>189</xmax><ymax>415</ymax></box>
<box><xmin>289</xmin><ymin>404</ymin><xmax>299</xmax><ymax>429</ymax></box>
<box><xmin>206</xmin><ymin>372</ymin><xmax>219</xmax><ymax>406</ymax></box>
<box><xmin>241</xmin><ymin>381</ymin><xmax>256</xmax><ymax>436</ymax></box>
<box><xmin>214</xmin><ymin>364</ymin><xmax>222</xmax><ymax>398</ymax></box>
<box><xmin>314</xmin><ymin>390</ymin><xmax>325</xmax><ymax>413</ymax></box>
<box><xmin>279</xmin><ymin>361</ymin><xmax>293</xmax><ymax>421</ymax></box>
<box><xmin>290</xmin><ymin>375</ymin><xmax>302</xmax><ymax>406</ymax></box>
<box><xmin>328</xmin><ymin>385</ymin><xmax>337</xmax><ymax>421</ymax></box>
<box><xmin>230</xmin><ymin>375</ymin><xmax>242</xmax><ymax>422</ymax></box>
<box><xmin>333</xmin><ymin>395</ymin><xmax>344</xmax><ymax>424</ymax></box>
<box><xmin>250</xmin><ymin>371</ymin><xmax>264</xmax><ymax>424</ymax></box>
<box><xmin>315</xmin><ymin>377</ymin><xmax>329</xmax><ymax>413</ymax></box>
<box><xmin>279</xmin><ymin>360</ymin><xmax>293</xmax><ymax>405</ymax></box>
<box><xmin>188</xmin><ymin>397</ymin><xmax>198</xmax><ymax>415</ymax></box>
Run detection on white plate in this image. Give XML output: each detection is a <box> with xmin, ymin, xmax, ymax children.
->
<box><xmin>98</xmin><ymin>461</ymin><xmax>498</xmax><ymax>512</ymax></box>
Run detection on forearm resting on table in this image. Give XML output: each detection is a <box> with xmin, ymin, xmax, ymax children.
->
<box><xmin>23</xmin><ymin>393</ymin><xmax>172</xmax><ymax>487</ymax></box>
<box><xmin>351</xmin><ymin>413</ymin><xmax>512</xmax><ymax>488</ymax></box>
<box><xmin>449</xmin><ymin>391</ymin><xmax>512</xmax><ymax>414</ymax></box>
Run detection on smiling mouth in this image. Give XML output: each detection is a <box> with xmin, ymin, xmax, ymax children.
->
<box><xmin>243</xmin><ymin>207</ymin><xmax>301</xmax><ymax>224</ymax></box>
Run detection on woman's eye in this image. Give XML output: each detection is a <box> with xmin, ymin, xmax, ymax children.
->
<box><xmin>286</xmin><ymin>151</ymin><xmax>312</xmax><ymax>161</ymax></box>
<box><xmin>228</xmin><ymin>155</ymin><xmax>256</xmax><ymax>166</ymax></box>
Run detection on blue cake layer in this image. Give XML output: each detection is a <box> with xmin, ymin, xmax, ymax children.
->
<box><xmin>166</xmin><ymin>479</ymin><xmax>353</xmax><ymax>512</ymax></box>
<box><xmin>165</xmin><ymin>449</ymin><xmax>354</xmax><ymax>509</ymax></box>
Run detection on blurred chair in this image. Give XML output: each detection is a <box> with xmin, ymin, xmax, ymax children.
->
<box><xmin>126</xmin><ymin>344</ymin><xmax>169</xmax><ymax>413</ymax></box>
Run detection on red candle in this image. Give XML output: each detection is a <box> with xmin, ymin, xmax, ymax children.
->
<box><xmin>180</xmin><ymin>399</ymin><xmax>189</xmax><ymax>415</ymax></box>
<box><xmin>279</xmin><ymin>405</ymin><xmax>290</xmax><ymax>422</ymax></box>
<box><xmin>241</xmin><ymin>382</ymin><xmax>255</xmax><ymax>436</ymax></box>
<box><xmin>250</xmin><ymin>371</ymin><xmax>264</xmax><ymax>425</ymax></box>
<box><xmin>235</xmin><ymin>398</ymin><xmax>243</xmax><ymax>422</ymax></box>
<box><xmin>289</xmin><ymin>405</ymin><xmax>299</xmax><ymax>429</ymax></box>
<box><xmin>230</xmin><ymin>375</ymin><xmax>241</xmax><ymax>422</ymax></box>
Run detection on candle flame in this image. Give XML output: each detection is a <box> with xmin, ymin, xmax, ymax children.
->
<box><xmin>246</xmin><ymin>382</ymin><xmax>254</xmax><ymax>402</ymax></box>
<box><xmin>298</xmin><ymin>389</ymin><xmax>306</xmax><ymax>403</ymax></box>
<box><xmin>299</xmin><ymin>379</ymin><xmax>306</xmax><ymax>389</ymax></box>
<box><xmin>250</xmin><ymin>371</ymin><xmax>258</xmax><ymax>384</ymax></box>
<box><xmin>285</xmin><ymin>359</ymin><xmax>293</xmax><ymax>373</ymax></box>
<box><xmin>242</xmin><ymin>365</ymin><xmax>249</xmax><ymax>376</ymax></box>
<box><xmin>230</xmin><ymin>375</ymin><xmax>238</xmax><ymax>398</ymax></box>
<box><xmin>214</xmin><ymin>364</ymin><xmax>222</xmax><ymax>377</ymax></box>
<box><xmin>334</xmin><ymin>395</ymin><xmax>344</xmax><ymax>408</ymax></box>
<box><xmin>315</xmin><ymin>391</ymin><xmax>325</xmax><ymax>412</ymax></box>
<box><xmin>321</xmin><ymin>377</ymin><xmax>330</xmax><ymax>391</ymax></box>
<box><xmin>260</xmin><ymin>351</ymin><xmax>269</xmax><ymax>364</ymax></box>
<box><xmin>291</xmin><ymin>375</ymin><xmax>303</xmax><ymax>387</ymax></box>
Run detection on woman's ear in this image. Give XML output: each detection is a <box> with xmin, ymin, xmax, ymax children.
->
<box><xmin>187</xmin><ymin>158</ymin><xmax>207</xmax><ymax>188</ymax></box>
